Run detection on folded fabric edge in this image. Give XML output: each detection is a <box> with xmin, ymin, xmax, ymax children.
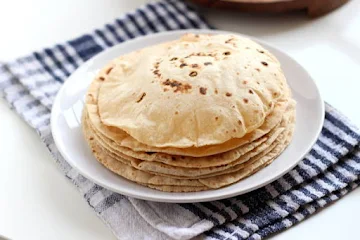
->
<box><xmin>205</xmin><ymin>179</ymin><xmax>360</xmax><ymax>240</ymax></box>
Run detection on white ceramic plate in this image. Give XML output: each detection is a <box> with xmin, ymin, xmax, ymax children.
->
<box><xmin>51</xmin><ymin>30</ymin><xmax>324</xmax><ymax>203</ymax></box>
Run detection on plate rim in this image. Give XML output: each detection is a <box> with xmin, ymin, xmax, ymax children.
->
<box><xmin>51</xmin><ymin>29</ymin><xmax>325</xmax><ymax>203</ymax></box>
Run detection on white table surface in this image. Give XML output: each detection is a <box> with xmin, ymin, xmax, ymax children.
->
<box><xmin>0</xmin><ymin>0</ymin><xmax>359</xmax><ymax>239</ymax></box>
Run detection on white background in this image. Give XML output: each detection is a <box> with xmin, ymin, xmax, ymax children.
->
<box><xmin>0</xmin><ymin>0</ymin><xmax>359</xmax><ymax>239</ymax></box>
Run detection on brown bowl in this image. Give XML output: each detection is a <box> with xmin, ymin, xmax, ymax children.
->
<box><xmin>189</xmin><ymin>0</ymin><xmax>349</xmax><ymax>17</ymax></box>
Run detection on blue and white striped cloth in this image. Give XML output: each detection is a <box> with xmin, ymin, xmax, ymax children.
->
<box><xmin>1</xmin><ymin>1</ymin><xmax>359</xmax><ymax>239</ymax></box>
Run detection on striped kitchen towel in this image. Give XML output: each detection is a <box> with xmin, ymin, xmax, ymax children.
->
<box><xmin>1</xmin><ymin>1</ymin><xmax>359</xmax><ymax>239</ymax></box>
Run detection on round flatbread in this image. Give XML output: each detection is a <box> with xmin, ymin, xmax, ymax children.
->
<box><xmin>95</xmin><ymin>34</ymin><xmax>287</xmax><ymax>148</ymax></box>
<box><xmin>81</xmin><ymin>33</ymin><xmax>296</xmax><ymax>192</ymax></box>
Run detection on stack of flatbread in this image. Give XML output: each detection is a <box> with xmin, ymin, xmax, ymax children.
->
<box><xmin>82</xmin><ymin>33</ymin><xmax>296</xmax><ymax>192</ymax></box>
